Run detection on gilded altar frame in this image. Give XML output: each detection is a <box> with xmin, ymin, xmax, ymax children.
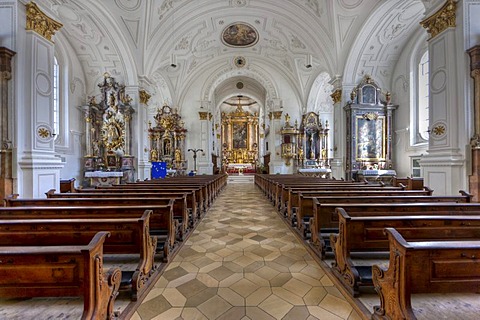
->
<box><xmin>221</xmin><ymin>107</ymin><xmax>259</xmax><ymax>165</ymax></box>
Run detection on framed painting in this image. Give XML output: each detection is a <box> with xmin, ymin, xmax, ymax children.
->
<box><xmin>232</xmin><ymin>122</ymin><xmax>248</xmax><ymax>149</ymax></box>
<box><xmin>106</xmin><ymin>154</ymin><xmax>117</xmax><ymax>169</ymax></box>
<box><xmin>355</xmin><ymin>115</ymin><xmax>386</xmax><ymax>161</ymax></box>
<box><xmin>222</xmin><ymin>22</ymin><xmax>259</xmax><ymax>47</ymax></box>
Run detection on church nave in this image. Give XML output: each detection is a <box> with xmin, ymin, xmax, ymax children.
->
<box><xmin>131</xmin><ymin>183</ymin><xmax>361</xmax><ymax>320</ymax></box>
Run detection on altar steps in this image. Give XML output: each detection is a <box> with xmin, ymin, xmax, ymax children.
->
<box><xmin>227</xmin><ymin>174</ymin><xmax>254</xmax><ymax>184</ymax></box>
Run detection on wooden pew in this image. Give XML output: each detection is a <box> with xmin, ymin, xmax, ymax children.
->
<box><xmin>47</xmin><ymin>189</ymin><xmax>200</xmax><ymax>227</ymax></box>
<box><xmin>76</xmin><ymin>187</ymin><xmax>204</xmax><ymax>219</ymax></box>
<box><xmin>309</xmin><ymin>201</ymin><xmax>480</xmax><ymax>258</ymax></box>
<box><xmin>297</xmin><ymin>191</ymin><xmax>471</xmax><ymax>238</ymax></box>
<box><xmin>329</xmin><ymin>208</ymin><xmax>480</xmax><ymax>297</ymax></box>
<box><xmin>278</xmin><ymin>181</ymin><xmax>380</xmax><ymax>213</ymax></box>
<box><xmin>287</xmin><ymin>188</ymin><xmax>434</xmax><ymax>225</ymax></box>
<box><xmin>372</xmin><ymin>228</ymin><xmax>480</xmax><ymax>320</ymax></box>
<box><xmin>0</xmin><ymin>231</ymin><xmax>121</xmax><ymax>320</ymax></box>
<box><xmin>7</xmin><ymin>195</ymin><xmax>190</xmax><ymax>241</ymax></box>
<box><xmin>274</xmin><ymin>182</ymin><xmax>388</xmax><ymax>209</ymax></box>
<box><xmin>0</xmin><ymin>211</ymin><xmax>156</xmax><ymax>301</ymax></box>
<box><xmin>0</xmin><ymin>204</ymin><xmax>175</xmax><ymax>262</ymax></box>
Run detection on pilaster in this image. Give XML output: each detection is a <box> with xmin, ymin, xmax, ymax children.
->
<box><xmin>17</xmin><ymin>2</ymin><xmax>64</xmax><ymax>197</ymax></box>
<box><xmin>196</xmin><ymin>108</ymin><xmax>212</xmax><ymax>175</ymax></box>
<box><xmin>419</xmin><ymin>0</ymin><xmax>465</xmax><ymax>195</ymax></box>
<box><xmin>269</xmin><ymin>107</ymin><xmax>286</xmax><ymax>174</ymax></box>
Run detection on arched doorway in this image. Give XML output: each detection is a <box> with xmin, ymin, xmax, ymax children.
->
<box><xmin>220</xmin><ymin>96</ymin><xmax>260</xmax><ymax>174</ymax></box>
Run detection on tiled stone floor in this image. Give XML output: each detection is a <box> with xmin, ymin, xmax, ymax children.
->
<box><xmin>131</xmin><ymin>183</ymin><xmax>362</xmax><ymax>320</ymax></box>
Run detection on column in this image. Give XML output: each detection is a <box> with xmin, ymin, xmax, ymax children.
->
<box><xmin>0</xmin><ymin>47</ymin><xmax>16</xmax><ymax>198</ymax></box>
<box><xmin>418</xmin><ymin>0</ymin><xmax>464</xmax><ymax>195</ymax></box>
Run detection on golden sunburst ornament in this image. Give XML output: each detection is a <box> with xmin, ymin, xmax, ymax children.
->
<box><xmin>38</xmin><ymin>127</ymin><xmax>50</xmax><ymax>138</ymax></box>
<box><xmin>432</xmin><ymin>125</ymin><xmax>446</xmax><ymax>136</ymax></box>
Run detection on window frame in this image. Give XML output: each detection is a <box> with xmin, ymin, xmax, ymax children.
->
<box><xmin>410</xmin><ymin>38</ymin><xmax>430</xmax><ymax>146</ymax></box>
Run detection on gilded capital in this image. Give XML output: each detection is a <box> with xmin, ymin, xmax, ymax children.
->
<box><xmin>199</xmin><ymin>111</ymin><xmax>208</xmax><ymax>120</ymax></box>
<box><xmin>26</xmin><ymin>2</ymin><xmax>63</xmax><ymax>43</ymax></box>
<box><xmin>330</xmin><ymin>89</ymin><xmax>342</xmax><ymax>104</ymax></box>
<box><xmin>272</xmin><ymin>111</ymin><xmax>283</xmax><ymax>120</ymax></box>
<box><xmin>420</xmin><ymin>0</ymin><xmax>456</xmax><ymax>40</ymax></box>
<box><xmin>139</xmin><ymin>89</ymin><xmax>151</xmax><ymax>105</ymax></box>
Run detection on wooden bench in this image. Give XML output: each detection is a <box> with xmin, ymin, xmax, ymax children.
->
<box><xmin>278</xmin><ymin>181</ymin><xmax>382</xmax><ymax>212</ymax></box>
<box><xmin>309</xmin><ymin>201</ymin><xmax>480</xmax><ymax>259</ymax></box>
<box><xmin>0</xmin><ymin>204</ymin><xmax>175</xmax><ymax>262</ymax></box>
<box><xmin>372</xmin><ymin>228</ymin><xmax>480</xmax><ymax>320</ymax></box>
<box><xmin>297</xmin><ymin>191</ymin><xmax>471</xmax><ymax>239</ymax></box>
<box><xmin>0</xmin><ymin>231</ymin><xmax>121</xmax><ymax>320</ymax></box>
<box><xmin>100</xmin><ymin>183</ymin><xmax>209</xmax><ymax>212</ymax></box>
<box><xmin>7</xmin><ymin>195</ymin><xmax>190</xmax><ymax>241</ymax></box>
<box><xmin>46</xmin><ymin>189</ymin><xmax>199</xmax><ymax>227</ymax></box>
<box><xmin>0</xmin><ymin>210</ymin><xmax>156</xmax><ymax>301</ymax></box>
<box><xmin>329</xmin><ymin>207</ymin><xmax>480</xmax><ymax>297</ymax></box>
<box><xmin>287</xmin><ymin>188</ymin><xmax>434</xmax><ymax>226</ymax></box>
<box><xmin>77</xmin><ymin>187</ymin><xmax>204</xmax><ymax>219</ymax></box>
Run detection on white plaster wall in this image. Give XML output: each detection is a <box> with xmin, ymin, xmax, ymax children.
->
<box><xmin>390</xmin><ymin>26</ymin><xmax>429</xmax><ymax>177</ymax></box>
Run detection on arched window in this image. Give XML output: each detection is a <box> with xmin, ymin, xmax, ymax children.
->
<box><xmin>53</xmin><ymin>56</ymin><xmax>60</xmax><ymax>139</ymax></box>
<box><xmin>417</xmin><ymin>51</ymin><xmax>429</xmax><ymax>141</ymax></box>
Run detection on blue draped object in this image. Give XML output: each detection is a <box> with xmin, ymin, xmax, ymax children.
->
<box><xmin>152</xmin><ymin>161</ymin><xmax>167</xmax><ymax>179</ymax></box>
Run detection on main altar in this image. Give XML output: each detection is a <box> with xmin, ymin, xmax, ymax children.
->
<box><xmin>221</xmin><ymin>98</ymin><xmax>259</xmax><ymax>173</ymax></box>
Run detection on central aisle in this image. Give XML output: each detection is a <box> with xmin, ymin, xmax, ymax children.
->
<box><xmin>132</xmin><ymin>183</ymin><xmax>361</xmax><ymax>320</ymax></box>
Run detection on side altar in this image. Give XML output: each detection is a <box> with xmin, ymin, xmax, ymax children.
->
<box><xmin>344</xmin><ymin>75</ymin><xmax>398</xmax><ymax>182</ymax></box>
<box><xmin>148</xmin><ymin>105</ymin><xmax>187</xmax><ymax>175</ymax></box>
<box><xmin>82</xmin><ymin>73</ymin><xmax>135</xmax><ymax>186</ymax></box>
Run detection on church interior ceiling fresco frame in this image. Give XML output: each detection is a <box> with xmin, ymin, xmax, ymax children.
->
<box><xmin>221</xmin><ymin>22</ymin><xmax>259</xmax><ymax>47</ymax></box>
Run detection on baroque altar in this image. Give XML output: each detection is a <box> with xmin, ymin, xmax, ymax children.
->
<box><xmin>221</xmin><ymin>99</ymin><xmax>259</xmax><ymax>170</ymax></box>
<box><xmin>82</xmin><ymin>73</ymin><xmax>135</xmax><ymax>186</ymax></box>
<box><xmin>287</xmin><ymin>112</ymin><xmax>330</xmax><ymax>171</ymax></box>
<box><xmin>148</xmin><ymin>105</ymin><xmax>187</xmax><ymax>173</ymax></box>
<box><xmin>344</xmin><ymin>75</ymin><xmax>398</xmax><ymax>181</ymax></box>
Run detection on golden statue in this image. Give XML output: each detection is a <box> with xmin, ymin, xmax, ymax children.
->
<box><xmin>150</xmin><ymin>149</ymin><xmax>158</xmax><ymax>161</ymax></box>
<box><xmin>175</xmin><ymin>148</ymin><xmax>181</xmax><ymax>163</ymax></box>
<box><xmin>298</xmin><ymin>147</ymin><xmax>304</xmax><ymax>159</ymax></box>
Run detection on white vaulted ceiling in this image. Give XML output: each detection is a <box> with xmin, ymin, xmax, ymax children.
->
<box><xmin>38</xmin><ymin>0</ymin><xmax>428</xmax><ymax>105</ymax></box>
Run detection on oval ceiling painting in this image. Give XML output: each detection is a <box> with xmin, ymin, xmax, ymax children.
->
<box><xmin>222</xmin><ymin>22</ymin><xmax>259</xmax><ymax>47</ymax></box>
